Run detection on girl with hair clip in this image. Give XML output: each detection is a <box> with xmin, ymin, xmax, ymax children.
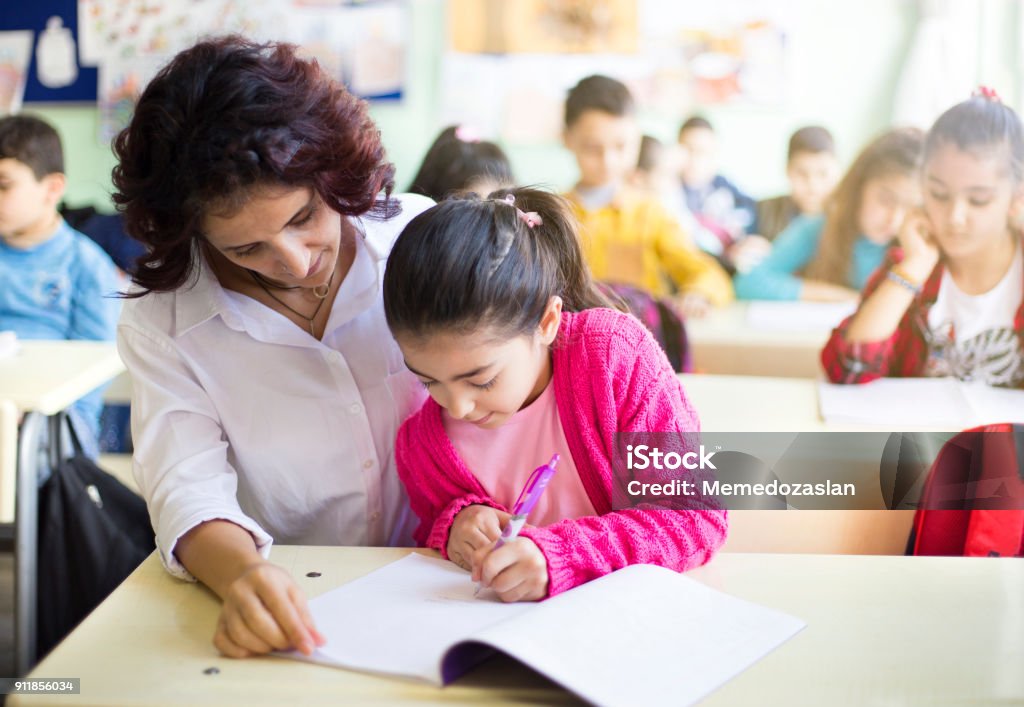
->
<box><xmin>823</xmin><ymin>89</ymin><xmax>1024</xmax><ymax>388</ymax></box>
<box><xmin>735</xmin><ymin>127</ymin><xmax>924</xmax><ymax>301</ymax></box>
<box><xmin>383</xmin><ymin>187</ymin><xmax>727</xmax><ymax>602</ymax></box>
<box><xmin>407</xmin><ymin>125</ymin><xmax>514</xmax><ymax>202</ymax></box>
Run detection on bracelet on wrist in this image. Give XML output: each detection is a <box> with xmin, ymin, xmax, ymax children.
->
<box><xmin>886</xmin><ymin>265</ymin><xmax>922</xmax><ymax>295</ymax></box>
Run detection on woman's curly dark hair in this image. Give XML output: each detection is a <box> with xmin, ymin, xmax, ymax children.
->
<box><xmin>112</xmin><ymin>35</ymin><xmax>396</xmax><ymax>294</ymax></box>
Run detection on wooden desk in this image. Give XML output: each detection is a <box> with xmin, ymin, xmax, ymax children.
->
<box><xmin>679</xmin><ymin>373</ymin><xmax>825</xmax><ymax>431</ymax></box>
<box><xmin>15</xmin><ymin>547</ymin><xmax>1023</xmax><ymax>706</ymax></box>
<box><xmin>678</xmin><ymin>373</ymin><xmax>919</xmax><ymax>556</ymax></box>
<box><xmin>687</xmin><ymin>302</ymin><xmax>834</xmax><ymax>378</ymax></box>
<box><xmin>0</xmin><ymin>340</ymin><xmax>126</xmax><ymax>675</ymax></box>
<box><xmin>1</xmin><ymin>341</ymin><xmax>127</xmax><ymax>417</ymax></box>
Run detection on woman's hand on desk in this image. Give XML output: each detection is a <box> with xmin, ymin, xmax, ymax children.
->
<box><xmin>214</xmin><ymin>561</ymin><xmax>326</xmax><ymax>658</ymax></box>
<box><xmin>448</xmin><ymin>504</ymin><xmax>511</xmax><ymax>572</ymax></box>
<box><xmin>175</xmin><ymin>520</ymin><xmax>325</xmax><ymax>658</ymax></box>
<box><xmin>471</xmin><ymin>538</ymin><xmax>549</xmax><ymax>602</ymax></box>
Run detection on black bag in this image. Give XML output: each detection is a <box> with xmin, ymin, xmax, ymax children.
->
<box><xmin>36</xmin><ymin>422</ymin><xmax>155</xmax><ymax>659</ymax></box>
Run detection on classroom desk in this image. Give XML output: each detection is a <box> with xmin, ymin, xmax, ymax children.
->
<box><xmin>678</xmin><ymin>372</ymin><xmax>825</xmax><ymax>431</ymax></box>
<box><xmin>686</xmin><ymin>302</ymin><xmax>832</xmax><ymax>378</ymax></box>
<box><xmin>0</xmin><ymin>340</ymin><xmax>126</xmax><ymax>676</ymax></box>
<box><xmin>14</xmin><ymin>546</ymin><xmax>1023</xmax><ymax>706</ymax></box>
<box><xmin>677</xmin><ymin>373</ymin><xmax>920</xmax><ymax>556</ymax></box>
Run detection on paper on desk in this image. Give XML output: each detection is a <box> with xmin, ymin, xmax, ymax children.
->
<box><xmin>284</xmin><ymin>554</ymin><xmax>806</xmax><ymax>707</ymax></box>
<box><xmin>818</xmin><ymin>377</ymin><xmax>1024</xmax><ymax>428</ymax></box>
<box><xmin>745</xmin><ymin>301</ymin><xmax>856</xmax><ymax>332</ymax></box>
<box><xmin>0</xmin><ymin>331</ymin><xmax>18</xmax><ymax>359</ymax></box>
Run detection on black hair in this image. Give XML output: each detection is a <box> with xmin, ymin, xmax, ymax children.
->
<box><xmin>924</xmin><ymin>93</ymin><xmax>1024</xmax><ymax>182</ymax></box>
<box><xmin>564</xmin><ymin>75</ymin><xmax>635</xmax><ymax>129</ymax></box>
<box><xmin>788</xmin><ymin>125</ymin><xmax>835</xmax><ymax>161</ymax></box>
<box><xmin>111</xmin><ymin>35</ymin><xmax>395</xmax><ymax>295</ymax></box>
<box><xmin>407</xmin><ymin>126</ymin><xmax>514</xmax><ymax>202</ymax></box>
<box><xmin>678</xmin><ymin>115</ymin><xmax>713</xmax><ymax>138</ymax></box>
<box><xmin>637</xmin><ymin>135</ymin><xmax>663</xmax><ymax>172</ymax></box>
<box><xmin>383</xmin><ymin>187</ymin><xmax>615</xmax><ymax>342</ymax></box>
<box><xmin>0</xmin><ymin>114</ymin><xmax>64</xmax><ymax>178</ymax></box>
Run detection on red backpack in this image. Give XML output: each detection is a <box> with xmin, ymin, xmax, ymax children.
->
<box><xmin>910</xmin><ymin>424</ymin><xmax>1024</xmax><ymax>557</ymax></box>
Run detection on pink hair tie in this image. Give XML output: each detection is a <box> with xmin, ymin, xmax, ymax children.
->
<box><xmin>501</xmin><ymin>193</ymin><xmax>543</xmax><ymax>229</ymax></box>
<box><xmin>973</xmin><ymin>86</ymin><xmax>1002</xmax><ymax>102</ymax></box>
<box><xmin>454</xmin><ymin>125</ymin><xmax>480</xmax><ymax>143</ymax></box>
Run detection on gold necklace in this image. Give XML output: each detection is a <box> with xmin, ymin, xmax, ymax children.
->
<box><xmin>250</xmin><ymin>267</ymin><xmax>336</xmax><ymax>337</ymax></box>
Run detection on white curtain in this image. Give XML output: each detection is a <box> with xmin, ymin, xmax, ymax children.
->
<box><xmin>892</xmin><ymin>0</ymin><xmax>978</xmax><ymax>128</ymax></box>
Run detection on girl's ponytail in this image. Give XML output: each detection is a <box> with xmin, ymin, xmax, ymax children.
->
<box><xmin>490</xmin><ymin>188</ymin><xmax>615</xmax><ymax>313</ymax></box>
<box><xmin>383</xmin><ymin>187</ymin><xmax>616</xmax><ymax>342</ymax></box>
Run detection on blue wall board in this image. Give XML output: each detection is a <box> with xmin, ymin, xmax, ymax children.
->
<box><xmin>0</xmin><ymin>0</ymin><xmax>98</xmax><ymax>103</ymax></box>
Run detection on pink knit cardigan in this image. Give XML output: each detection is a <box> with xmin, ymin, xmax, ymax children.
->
<box><xmin>394</xmin><ymin>307</ymin><xmax>728</xmax><ymax>597</ymax></box>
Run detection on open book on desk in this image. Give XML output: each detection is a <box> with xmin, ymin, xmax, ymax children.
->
<box><xmin>283</xmin><ymin>554</ymin><xmax>805</xmax><ymax>707</ymax></box>
<box><xmin>819</xmin><ymin>377</ymin><xmax>1024</xmax><ymax>429</ymax></box>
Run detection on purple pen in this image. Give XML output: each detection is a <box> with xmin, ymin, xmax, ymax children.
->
<box><xmin>475</xmin><ymin>454</ymin><xmax>559</xmax><ymax>596</ymax></box>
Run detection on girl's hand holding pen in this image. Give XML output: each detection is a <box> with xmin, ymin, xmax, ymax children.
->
<box><xmin>471</xmin><ymin>537</ymin><xmax>549</xmax><ymax>602</ymax></box>
<box><xmin>447</xmin><ymin>504</ymin><xmax>512</xmax><ymax>572</ymax></box>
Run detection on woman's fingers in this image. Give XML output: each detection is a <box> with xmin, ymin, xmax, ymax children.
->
<box><xmin>213</xmin><ymin>562</ymin><xmax>321</xmax><ymax>657</ymax></box>
<box><xmin>260</xmin><ymin>583</ymin><xmax>316</xmax><ymax>655</ymax></box>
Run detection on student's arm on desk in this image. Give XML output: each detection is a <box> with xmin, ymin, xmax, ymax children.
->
<box><xmin>176</xmin><ymin>520</ymin><xmax>324</xmax><ymax>658</ymax></box>
<box><xmin>821</xmin><ymin>213</ymin><xmax>939</xmax><ymax>383</ymax></box>
<box><xmin>117</xmin><ymin>323</ymin><xmax>322</xmax><ymax>658</ymax></box>
<box><xmin>734</xmin><ymin>215</ymin><xmax>819</xmax><ymax>301</ymax></box>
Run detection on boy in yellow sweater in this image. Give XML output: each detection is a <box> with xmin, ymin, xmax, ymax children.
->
<box><xmin>562</xmin><ymin>75</ymin><xmax>733</xmax><ymax>316</ymax></box>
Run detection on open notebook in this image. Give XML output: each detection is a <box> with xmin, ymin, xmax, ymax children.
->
<box><xmin>0</xmin><ymin>331</ymin><xmax>17</xmax><ymax>360</ymax></box>
<box><xmin>282</xmin><ymin>554</ymin><xmax>805</xmax><ymax>706</ymax></box>
<box><xmin>819</xmin><ymin>377</ymin><xmax>1024</xmax><ymax>429</ymax></box>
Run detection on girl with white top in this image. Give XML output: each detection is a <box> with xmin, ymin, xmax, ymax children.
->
<box><xmin>823</xmin><ymin>89</ymin><xmax>1024</xmax><ymax>387</ymax></box>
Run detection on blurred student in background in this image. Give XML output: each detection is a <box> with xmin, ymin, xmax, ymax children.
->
<box><xmin>823</xmin><ymin>91</ymin><xmax>1024</xmax><ymax>388</ymax></box>
<box><xmin>757</xmin><ymin>125</ymin><xmax>840</xmax><ymax>241</ymax></box>
<box><xmin>677</xmin><ymin>116</ymin><xmax>760</xmax><ymax>259</ymax></box>
<box><xmin>408</xmin><ymin>125</ymin><xmax>514</xmax><ymax>202</ymax></box>
<box><xmin>0</xmin><ymin>114</ymin><xmax>121</xmax><ymax>455</ymax></box>
<box><xmin>735</xmin><ymin>127</ymin><xmax>924</xmax><ymax>302</ymax></box>
<box><xmin>562</xmin><ymin>75</ymin><xmax>733</xmax><ymax>319</ymax></box>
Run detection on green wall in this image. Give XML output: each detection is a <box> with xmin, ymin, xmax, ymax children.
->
<box><xmin>26</xmin><ymin>0</ymin><xmax>1021</xmax><ymax>212</ymax></box>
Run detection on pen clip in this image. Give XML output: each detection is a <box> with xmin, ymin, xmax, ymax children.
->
<box><xmin>510</xmin><ymin>454</ymin><xmax>559</xmax><ymax>517</ymax></box>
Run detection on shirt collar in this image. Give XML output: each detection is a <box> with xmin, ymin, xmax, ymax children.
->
<box><xmin>172</xmin><ymin>216</ymin><xmax>382</xmax><ymax>342</ymax></box>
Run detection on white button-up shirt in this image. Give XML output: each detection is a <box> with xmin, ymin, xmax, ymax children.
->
<box><xmin>118</xmin><ymin>194</ymin><xmax>432</xmax><ymax>579</ymax></box>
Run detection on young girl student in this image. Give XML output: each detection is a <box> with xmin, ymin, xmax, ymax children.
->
<box><xmin>822</xmin><ymin>91</ymin><xmax>1024</xmax><ymax>388</ymax></box>
<box><xmin>408</xmin><ymin>125</ymin><xmax>514</xmax><ymax>202</ymax></box>
<box><xmin>383</xmin><ymin>188</ymin><xmax>727</xmax><ymax>602</ymax></box>
<box><xmin>734</xmin><ymin>128</ymin><xmax>924</xmax><ymax>302</ymax></box>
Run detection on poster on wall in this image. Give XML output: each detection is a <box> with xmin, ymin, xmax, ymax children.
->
<box><xmin>441</xmin><ymin>0</ymin><xmax>790</xmax><ymax>144</ymax></box>
<box><xmin>76</xmin><ymin>0</ymin><xmax>408</xmax><ymax>142</ymax></box>
<box><xmin>0</xmin><ymin>0</ymin><xmax>98</xmax><ymax>104</ymax></box>
<box><xmin>286</xmin><ymin>0</ymin><xmax>407</xmax><ymax>100</ymax></box>
<box><xmin>449</xmin><ymin>0</ymin><xmax>638</xmax><ymax>54</ymax></box>
<box><xmin>0</xmin><ymin>31</ymin><xmax>33</xmax><ymax>115</ymax></box>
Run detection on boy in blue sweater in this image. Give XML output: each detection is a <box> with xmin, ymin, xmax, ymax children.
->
<box><xmin>0</xmin><ymin>115</ymin><xmax>121</xmax><ymax>448</ymax></box>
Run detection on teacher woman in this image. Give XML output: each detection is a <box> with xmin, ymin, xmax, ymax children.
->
<box><xmin>112</xmin><ymin>36</ymin><xmax>430</xmax><ymax>658</ymax></box>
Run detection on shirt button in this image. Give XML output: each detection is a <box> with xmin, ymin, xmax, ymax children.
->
<box><xmin>371</xmin><ymin>512</ymin><xmax>381</xmax><ymax>521</ymax></box>
<box><xmin>363</xmin><ymin>459</ymin><xmax>374</xmax><ymax>469</ymax></box>
<box><xmin>328</xmin><ymin>351</ymin><xmax>342</xmax><ymax>363</ymax></box>
<box><xmin>349</xmin><ymin>403</ymin><xmax>363</xmax><ymax>415</ymax></box>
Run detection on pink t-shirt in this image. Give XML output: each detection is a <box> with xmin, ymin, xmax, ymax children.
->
<box><xmin>442</xmin><ymin>381</ymin><xmax>596</xmax><ymax>526</ymax></box>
